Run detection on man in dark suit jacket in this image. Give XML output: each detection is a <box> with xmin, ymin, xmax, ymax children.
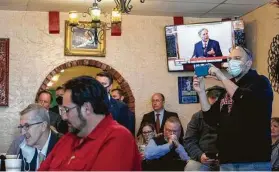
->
<box><xmin>193</xmin><ymin>28</ymin><xmax>223</xmax><ymax>58</ymax></box>
<box><xmin>137</xmin><ymin>93</ymin><xmax>183</xmax><ymax>137</ymax></box>
<box><xmin>49</xmin><ymin>86</ymin><xmax>69</xmax><ymax>134</ymax></box>
<box><xmin>96</xmin><ymin>72</ymin><xmax>135</xmax><ymax>136</ymax></box>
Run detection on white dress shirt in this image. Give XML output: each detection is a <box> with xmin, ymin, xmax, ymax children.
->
<box><xmin>36</xmin><ymin>131</ymin><xmax>51</xmax><ymax>170</ymax></box>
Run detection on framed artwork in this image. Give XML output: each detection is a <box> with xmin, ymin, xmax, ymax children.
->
<box><xmin>178</xmin><ymin>76</ymin><xmax>199</xmax><ymax>104</ymax></box>
<box><xmin>0</xmin><ymin>38</ymin><xmax>9</xmax><ymax>106</ymax></box>
<box><xmin>64</xmin><ymin>21</ymin><xmax>106</xmax><ymax>56</ymax></box>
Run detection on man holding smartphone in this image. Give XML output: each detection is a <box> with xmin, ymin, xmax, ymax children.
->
<box><xmin>193</xmin><ymin>46</ymin><xmax>273</xmax><ymax>171</ymax></box>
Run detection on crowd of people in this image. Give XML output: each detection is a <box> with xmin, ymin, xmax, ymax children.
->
<box><xmin>2</xmin><ymin>46</ymin><xmax>277</xmax><ymax>171</ymax></box>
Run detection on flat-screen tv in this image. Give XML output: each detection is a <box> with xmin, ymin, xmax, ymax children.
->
<box><xmin>165</xmin><ymin>20</ymin><xmax>245</xmax><ymax>72</ymax></box>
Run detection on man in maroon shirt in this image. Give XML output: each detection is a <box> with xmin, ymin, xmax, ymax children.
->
<box><xmin>38</xmin><ymin>76</ymin><xmax>141</xmax><ymax>171</ymax></box>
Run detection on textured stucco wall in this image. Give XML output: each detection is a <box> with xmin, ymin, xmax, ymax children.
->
<box><xmin>242</xmin><ymin>4</ymin><xmax>279</xmax><ymax>118</ymax></box>
<box><xmin>0</xmin><ymin>10</ymin><xmax>220</xmax><ymax>152</ymax></box>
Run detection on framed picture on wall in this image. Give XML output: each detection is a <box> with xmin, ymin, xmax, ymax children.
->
<box><xmin>64</xmin><ymin>21</ymin><xmax>106</xmax><ymax>56</ymax></box>
<box><xmin>0</xmin><ymin>38</ymin><xmax>9</xmax><ymax>106</ymax></box>
<box><xmin>178</xmin><ymin>76</ymin><xmax>199</xmax><ymax>104</ymax></box>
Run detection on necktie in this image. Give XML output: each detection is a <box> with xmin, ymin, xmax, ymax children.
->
<box><xmin>38</xmin><ymin>152</ymin><xmax>45</xmax><ymax>167</ymax></box>
<box><xmin>203</xmin><ymin>42</ymin><xmax>207</xmax><ymax>56</ymax></box>
<box><xmin>155</xmin><ymin>114</ymin><xmax>160</xmax><ymax>134</ymax></box>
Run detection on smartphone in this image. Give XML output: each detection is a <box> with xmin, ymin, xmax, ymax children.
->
<box><xmin>205</xmin><ymin>152</ymin><xmax>217</xmax><ymax>159</ymax></box>
<box><xmin>195</xmin><ymin>65</ymin><xmax>210</xmax><ymax>77</ymax></box>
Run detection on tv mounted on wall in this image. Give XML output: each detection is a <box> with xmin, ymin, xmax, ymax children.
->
<box><xmin>165</xmin><ymin>20</ymin><xmax>245</xmax><ymax>72</ymax></box>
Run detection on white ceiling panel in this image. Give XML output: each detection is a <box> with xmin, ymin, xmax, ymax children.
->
<box><xmin>0</xmin><ymin>0</ymin><xmax>28</xmax><ymax>6</ymax></box>
<box><xmin>142</xmin><ymin>0</ymin><xmax>224</xmax><ymax>3</ymax></box>
<box><xmin>225</xmin><ymin>0</ymin><xmax>271</xmax><ymax>5</ymax></box>
<box><xmin>133</xmin><ymin>1</ymin><xmax>218</xmax><ymax>13</ymax></box>
<box><xmin>0</xmin><ymin>0</ymin><xmax>270</xmax><ymax>18</ymax></box>
<box><xmin>209</xmin><ymin>4</ymin><xmax>260</xmax><ymax>14</ymax></box>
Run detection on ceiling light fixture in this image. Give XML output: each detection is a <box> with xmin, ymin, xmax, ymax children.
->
<box><xmin>68</xmin><ymin>0</ymin><xmax>145</xmax><ymax>42</ymax></box>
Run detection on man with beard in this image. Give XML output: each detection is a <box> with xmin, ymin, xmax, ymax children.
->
<box><xmin>17</xmin><ymin>104</ymin><xmax>59</xmax><ymax>171</ymax></box>
<box><xmin>192</xmin><ymin>46</ymin><xmax>273</xmax><ymax>170</ymax></box>
<box><xmin>38</xmin><ymin>76</ymin><xmax>141</xmax><ymax>171</ymax></box>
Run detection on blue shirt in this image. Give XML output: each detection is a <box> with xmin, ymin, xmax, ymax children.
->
<box><xmin>144</xmin><ymin>139</ymin><xmax>189</xmax><ymax>161</ymax></box>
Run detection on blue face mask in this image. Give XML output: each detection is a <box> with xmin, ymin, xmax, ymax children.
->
<box><xmin>227</xmin><ymin>59</ymin><xmax>244</xmax><ymax>77</ymax></box>
<box><xmin>19</xmin><ymin>139</ymin><xmax>35</xmax><ymax>163</ymax></box>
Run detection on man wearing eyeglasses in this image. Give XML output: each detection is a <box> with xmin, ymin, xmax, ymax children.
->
<box><xmin>17</xmin><ymin>104</ymin><xmax>59</xmax><ymax>171</ymax></box>
<box><xmin>193</xmin><ymin>46</ymin><xmax>273</xmax><ymax>170</ymax></box>
<box><xmin>144</xmin><ymin>117</ymin><xmax>189</xmax><ymax>171</ymax></box>
<box><xmin>38</xmin><ymin>76</ymin><xmax>141</xmax><ymax>171</ymax></box>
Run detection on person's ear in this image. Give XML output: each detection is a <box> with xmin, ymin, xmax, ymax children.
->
<box><xmin>246</xmin><ymin>60</ymin><xmax>252</xmax><ymax>69</ymax></box>
<box><xmin>82</xmin><ymin>102</ymin><xmax>93</xmax><ymax>116</ymax></box>
<box><xmin>41</xmin><ymin>121</ymin><xmax>48</xmax><ymax>132</ymax></box>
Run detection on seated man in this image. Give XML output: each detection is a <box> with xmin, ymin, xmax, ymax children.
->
<box><xmin>184</xmin><ymin>86</ymin><xmax>225</xmax><ymax>171</ymax></box>
<box><xmin>39</xmin><ymin>76</ymin><xmax>141</xmax><ymax>171</ymax></box>
<box><xmin>17</xmin><ymin>104</ymin><xmax>59</xmax><ymax>171</ymax></box>
<box><xmin>144</xmin><ymin>117</ymin><xmax>189</xmax><ymax>171</ymax></box>
<box><xmin>138</xmin><ymin>93</ymin><xmax>183</xmax><ymax>137</ymax></box>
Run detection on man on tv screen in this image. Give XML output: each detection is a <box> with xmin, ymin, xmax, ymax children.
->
<box><xmin>192</xmin><ymin>28</ymin><xmax>223</xmax><ymax>58</ymax></box>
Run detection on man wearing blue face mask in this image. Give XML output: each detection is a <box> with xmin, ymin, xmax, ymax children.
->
<box><xmin>192</xmin><ymin>46</ymin><xmax>273</xmax><ymax>171</ymax></box>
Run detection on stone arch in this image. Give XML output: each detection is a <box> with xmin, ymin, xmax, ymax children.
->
<box><xmin>37</xmin><ymin>59</ymin><xmax>135</xmax><ymax>112</ymax></box>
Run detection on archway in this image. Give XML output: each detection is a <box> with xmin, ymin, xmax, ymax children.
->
<box><xmin>36</xmin><ymin>59</ymin><xmax>135</xmax><ymax>112</ymax></box>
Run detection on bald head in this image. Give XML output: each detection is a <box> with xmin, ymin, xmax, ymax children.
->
<box><xmin>151</xmin><ymin>93</ymin><xmax>165</xmax><ymax>112</ymax></box>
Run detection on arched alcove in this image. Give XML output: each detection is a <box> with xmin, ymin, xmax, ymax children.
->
<box><xmin>36</xmin><ymin>59</ymin><xmax>135</xmax><ymax>112</ymax></box>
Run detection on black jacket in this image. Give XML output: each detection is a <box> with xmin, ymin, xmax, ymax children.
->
<box><xmin>203</xmin><ymin>70</ymin><xmax>273</xmax><ymax>164</ymax></box>
<box><xmin>107</xmin><ymin>97</ymin><xmax>135</xmax><ymax>136</ymax></box>
<box><xmin>184</xmin><ymin>110</ymin><xmax>218</xmax><ymax>162</ymax></box>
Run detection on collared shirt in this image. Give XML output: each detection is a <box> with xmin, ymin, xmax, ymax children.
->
<box><xmin>36</xmin><ymin>131</ymin><xmax>51</xmax><ymax>170</ymax></box>
<box><xmin>38</xmin><ymin>115</ymin><xmax>141</xmax><ymax>171</ymax></box>
<box><xmin>145</xmin><ymin>139</ymin><xmax>189</xmax><ymax>161</ymax></box>
<box><xmin>154</xmin><ymin>109</ymin><xmax>164</xmax><ymax>127</ymax></box>
<box><xmin>202</xmin><ymin>41</ymin><xmax>208</xmax><ymax>48</ymax></box>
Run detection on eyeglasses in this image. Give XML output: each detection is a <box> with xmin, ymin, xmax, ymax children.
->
<box><xmin>142</xmin><ymin>131</ymin><xmax>153</xmax><ymax>134</ymax></box>
<box><xmin>165</xmin><ymin>128</ymin><xmax>179</xmax><ymax>134</ymax></box>
<box><xmin>60</xmin><ymin>106</ymin><xmax>77</xmax><ymax>115</ymax></box>
<box><xmin>18</xmin><ymin>121</ymin><xmax>44</xmax><ymax>131</ymax></box>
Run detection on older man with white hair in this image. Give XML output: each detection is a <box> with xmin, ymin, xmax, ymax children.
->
<box><xmin>16</xmin><ymin>104</ymin><xmax>59</xmax><ymax>171</ymax></box>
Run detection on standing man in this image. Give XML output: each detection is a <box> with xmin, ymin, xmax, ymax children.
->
<box><xmin>138</xmin><ymin>93</ymin><xmax>183</xmax><ymax>137</ymax></box>
<box><xmin>49</xmin><ymin>86</ymin><xmax>68</xmax><ymax>134</ymax></box>
<box><xmin>193</xmin><ymin>46</ymin><xmax>273</xmax><ymax>170</ymax></box>
<box><xmin>192</xmin><ymin>28</ymin><xmax>222</xmax><ymax>58</ymax></box>
<box><xmin>111</xmin><ymin>88</ymin><xmax>125</xmax><ymax>102</ymax></box>
<box><xmin>96</xmin><ymin>72</ymin><xmax>135</xmax><ymax>135</ymax></box>
<box><xmin>39</xmin><ymin>76</ymin><xmax>141</xmax><ymax>171</ymax></box>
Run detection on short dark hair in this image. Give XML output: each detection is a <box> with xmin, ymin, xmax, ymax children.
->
<box><xmin>64</xmin><ymin>75</ymin><xmax>109</xmax><ymax>115</ymax></box>
<box><xmin>36</xmin><ymin>90</ymin><xmax>53</xmax><ymax>103</ymax></box>
<box><xmin>206</xmin><ymin>86</ymin><xmax>225</xmax><ymax>99</ymax></box>
<box><xmin>56</xmin><ymin>86</ymin><xmax>64</xmax><ymax>91</ymax></box>
<box><xmin>111</xmin><ymin>88</ymin><xmax>124</xmax><ymax>97</ymax></box>
<box><xmin>96</xmin><ymin>71</ymin><xmax>113</xmax><ymax>85</ymax></box>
